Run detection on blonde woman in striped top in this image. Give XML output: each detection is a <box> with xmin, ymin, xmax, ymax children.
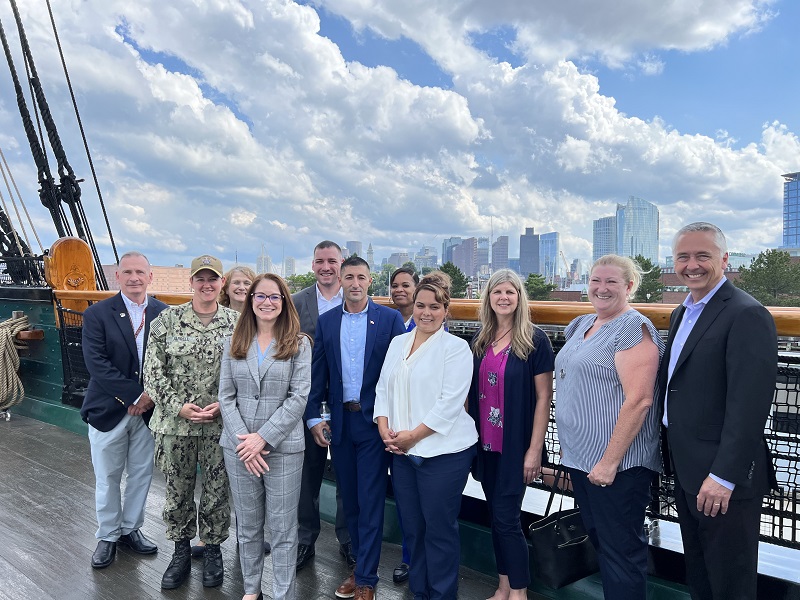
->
<box><xmin>554</xmin><ymin>254</ymin><xmax>664</xmax><ymax>600</ymax></box>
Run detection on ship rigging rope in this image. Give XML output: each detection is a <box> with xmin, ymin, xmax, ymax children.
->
<box><xmin>0</xmin><ymin>147</ymin><xmax>41</xmax><ymax>254</ymax></box>
<box><xmin>0</xmin><ymin>146</ymin><xmax>43</xmax><ymax>252</ymax></box>
<box><xmin>44</xmin><ymin>0</ymin><xmax>118</xmax><ymax>264</ymax></box>
<box><xmin>0</xmin><ymin>315</ymin><xmax>28</xmax><ymax>411</ymax></box>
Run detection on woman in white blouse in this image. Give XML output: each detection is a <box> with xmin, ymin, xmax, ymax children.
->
<box><xmin>374</xmin><ymin>271</ymin><xmax>477</xmax><ymax>600</ymax></box>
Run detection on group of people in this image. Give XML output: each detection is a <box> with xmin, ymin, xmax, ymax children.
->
<box><xmin>79</xmin><ymin>221</ymin><xmax>777</xmax><ymax>600</ymax></box>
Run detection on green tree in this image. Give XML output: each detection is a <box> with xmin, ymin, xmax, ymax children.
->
<box><xmin>285</xmin><ymin>272</ymin><xmax>316</xmax><ymax>292</ymax></box>
<box><xmin>631</xmin><ymin>254</ymin><xmax>663</xmax><ymax>303</ymax></box>
<box><xmin>420</xmin><ymin>266</ymin><xmax>435</xmax><ymax>276</ymax></box>
<box><xmin>440</xmin><ymin>262</ymin><xmax>468</xmax><ymax>298</ymax></box>
<box><xmin>525</xmin><ymin>273</ymin><xmax>557</xmax><ymax>300</ymax></box>
<box><xmin>401</xmin><ymin>261</ymin><xmax>417</xmax><ymax>272</ymax></box>
<box><xmin>369</xmin><ymin>263</ymin><xmax>396</xmax><ymax>296</ymax></box>
<box><xmin>736</xmin><ymin>249</ymin><xmax>800</xmax><ymax>306</ymax></box>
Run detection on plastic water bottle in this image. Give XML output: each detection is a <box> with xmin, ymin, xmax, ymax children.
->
<box><xmin>320</xmin><ymin>401</ymin><xmax>332</xmax><ymax>443</ymax></box>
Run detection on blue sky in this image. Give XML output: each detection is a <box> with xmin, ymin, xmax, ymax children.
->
<box><xmin>0</xmin><ymin>0</ymin><xmax>797</xmax><ymax>273</ymax></box>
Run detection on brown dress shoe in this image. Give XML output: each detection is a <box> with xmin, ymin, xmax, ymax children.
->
<box><xmin>335</xmin><ymin>573</ymin><xmax>357</xmax><ymax>598</ymax></box>
<box><xmin>355</xmin><ymin>585</ymin><xmax>375</xmax><ymax>600</ymax></box>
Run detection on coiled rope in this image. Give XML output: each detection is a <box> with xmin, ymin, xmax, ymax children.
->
<box><xmin>0</xmin><ymin>315</ymin><xmax>28</xmax><ymax>413</ymax></box>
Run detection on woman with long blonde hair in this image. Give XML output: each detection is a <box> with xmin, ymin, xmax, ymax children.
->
<box><xmin>468</xmin><ymin>269</ymin><xmax>555</xmax><ymax>600</ymax></box>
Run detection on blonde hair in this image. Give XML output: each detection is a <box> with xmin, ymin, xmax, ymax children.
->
<box><xmin>473</xmin><ymin>269</ymin><xmax>535</xmax><ymax>360</ymax></box>
<box><xmin>591</xmin><ymin>255</ymin><xmax>642</xmax><ymax>298</ymax></box>
<box><xmin>219</xmin><ymin>266</ymin><xmax>257</xmax><ymax>308</ymax></box>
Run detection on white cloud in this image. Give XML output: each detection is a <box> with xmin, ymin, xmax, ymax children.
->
<box><xmin>0</xmin><ymin>0</ymin><xmax>792</xmax><ymax>276</ymax></box>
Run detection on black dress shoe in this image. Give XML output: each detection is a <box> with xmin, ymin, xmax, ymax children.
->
<box><xmin>393</xmin><ymin>562</ymin><xmax>409</xmax><ymax>583</ymax></box>
<box><xmin>91</xmin><ymin>540</ymin><xmax>116</xmax><ymax>569</ymax></box>
<box><xmin>119</xmin><ymin>530</ymin><xmax>158</xmax><ymax>555</ymax></box>
<box><xmin>202</xmin><ymin>543</ymin><xmax>224</xmax><ymax>587</ymax></box>
<box><xmin>296</xmin><ymin>543</ymin><xmax>315</xmax><ymax>571</ymax></box>
<box><xmin>338</xmin><ymin>541</ymin><xmax>356</xmax><ymax>569</ymax></box>
<box><xmin>161</xmin><ymin>540</ymin><xmax>191</xmax><ymax>589</ymax></box>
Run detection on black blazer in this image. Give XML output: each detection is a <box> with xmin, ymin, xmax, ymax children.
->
<box><xmin>658</xmin><ymin>280</ymin><xmax>777</xmax><ymax>498</ymax></box>
<box><xmin>81</xmin><ymin>292</ymin><xmax>168</xmax><ymax>432</ymax></box>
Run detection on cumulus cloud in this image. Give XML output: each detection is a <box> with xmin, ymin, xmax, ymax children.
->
<box><xmin>0</xmin><ymin>0</ymin><xmax>792</xmax><ymax>275</ymax></box>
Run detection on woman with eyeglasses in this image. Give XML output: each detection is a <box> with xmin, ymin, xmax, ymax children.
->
<box><xmin>218</xmin><ymin>273</ymin><xmax>311</xmax><ymax>600</ymax></box>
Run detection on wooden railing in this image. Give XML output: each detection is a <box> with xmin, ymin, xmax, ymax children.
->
<box><xmin>52</xmin><ymin>290</ymin><xmax>800</xmax><ymax>336</ymax></box>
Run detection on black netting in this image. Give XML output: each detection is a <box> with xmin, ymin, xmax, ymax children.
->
<box><xmin>55</xmin><ymin>301</ymin><xmax>91</xmax><ymax>407</ymax></box>
<box><xmin>0</xmin><ymin>255</ymin><xmax>47</xmax><ymax>286</ymax></box>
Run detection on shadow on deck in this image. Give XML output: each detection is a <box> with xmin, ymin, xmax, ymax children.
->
<box><xmin>0</xmin><ymin>415</ymin><xmax>500</xmax><ymax>600</ymax></box>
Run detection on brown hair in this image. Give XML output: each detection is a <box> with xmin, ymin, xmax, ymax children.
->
<box><xmin>229</xmin><ymin>273</ymin><xmax>308</xmax><ymax>361</ymax></box>
<box><xmin>219</xmin><ymin>266</ymin><xmax>257</xmax><ymax>308</ymax></box>
<box><xmin>412</xmin><ymin>271</ymin><xmax>452</xmax><ymax>308</ymax></box>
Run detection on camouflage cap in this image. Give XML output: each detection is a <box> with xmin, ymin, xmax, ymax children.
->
<box><xmin>190</xmin><ymin>255</ymin><xmax>224</xmax><ymax>278</ymax></box>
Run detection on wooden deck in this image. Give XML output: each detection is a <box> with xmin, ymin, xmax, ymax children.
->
<box><xmin>0</xmin><ymin>415</ymin><xmax>499</xmax><ymax>600</ymax></box>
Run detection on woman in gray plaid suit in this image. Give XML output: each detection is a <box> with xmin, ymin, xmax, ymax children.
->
<box><xmin>219</xmin><ymin>273</ymin><xmax>312</xmax><ymax>600</ymax></box>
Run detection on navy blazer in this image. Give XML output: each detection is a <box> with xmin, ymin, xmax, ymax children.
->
<box><xmin>81</xmin><ymin>292</ymin><xmax>168</xmax><ymax>432</ymax></box>
<box><xmin>658</xmin><ymin>280</ymin><xmax>777</xmax><ymax>498</ymax></box>
<box><xmin>306</xmin><ymin>299</ymin><xmax>405</xmax><ymax>444</ymax></box>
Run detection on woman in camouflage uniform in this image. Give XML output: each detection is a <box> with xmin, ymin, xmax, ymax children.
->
<box><xmin>144</xmin><ymin>255</ymin><xmax>239</xmax><ymax>590</ymax></box>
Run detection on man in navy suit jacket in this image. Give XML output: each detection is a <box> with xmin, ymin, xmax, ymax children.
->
<box><xmin>659</xmin><ymin>223</ymin><xmax>777</xmax><ymax>600</ymax></box>
<box><xmin>305</xmin><ymin>256</ymin><xmax>405</xmax><ymax>600</ymax></box>
<box><xmin>81</xmin><ymin>252</ymin><xmax>168</xmax><ymax>569</ymax></box>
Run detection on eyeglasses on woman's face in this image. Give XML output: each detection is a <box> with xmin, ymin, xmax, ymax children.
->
<box><xmin>251</xmin><ymin>293</ymin><xmax>283</xmax><ymax>304</ymax></box>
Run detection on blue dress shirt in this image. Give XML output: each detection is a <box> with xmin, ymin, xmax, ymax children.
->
<box><xmin>664</xmin><ymin>276</ymin><xmax>734</xmax><ymax>491</ymax></box>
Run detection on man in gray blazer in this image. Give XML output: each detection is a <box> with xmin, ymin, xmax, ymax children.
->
<box><xmin>292</xmin><ymin>240</ymin><xmax>354</xmax><ymax>570</ymax></box>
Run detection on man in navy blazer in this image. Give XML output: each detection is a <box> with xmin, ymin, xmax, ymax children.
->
<box><xmin>81</xmin><ymin>252</ymin><xmax>168</xmax><ymax>569</ymax></box>
<box><xmin>658</xmin><ymin>223</ymin><xmax>777</xmax><ymax>600</ymax></box>
<box><xmin>305</xmin><ymin>256</ymin><xmax>405</xmax><ymax>600</ymax></box>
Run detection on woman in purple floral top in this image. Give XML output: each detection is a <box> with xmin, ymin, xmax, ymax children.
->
<box><xmin>467</xmin><ymin>269</ymin><xmax>555</xmax><ymax>600</ymax></box>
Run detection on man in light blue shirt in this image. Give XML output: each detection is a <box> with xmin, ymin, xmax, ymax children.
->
<box><xmin>658</xmin><ymin>222</ymin><xmax>777</xmax><ymax>600</ymax></box>
<box><xmin>306</xmin><ymin>256</ymin><xmax>405</xmax><ymax>600</ymax></box>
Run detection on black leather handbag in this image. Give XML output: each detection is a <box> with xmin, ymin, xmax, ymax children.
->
<box><xmin>528</xmin><ymin>466</ymin><xmax>599</xmax><ymax>589</ymax></box>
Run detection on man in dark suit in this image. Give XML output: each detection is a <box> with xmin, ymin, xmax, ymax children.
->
<box><xmin>306</xmin><ymin>256</ymin><xmax>405</xmax><ymax>600</ymax></box>
<box><xmin>81</xmin><ymin>251</ymin><xmax>168</xmax><ymax>569</ymax></box>
<box><xmin>292</xmin><ymin>240</ymin><xmax>354</xmax><ymax>571</ymax></box>
<box><xmin>659</xmin><ymin>222</ymin><xmax>777</xmax><ymax>600</ymax></box>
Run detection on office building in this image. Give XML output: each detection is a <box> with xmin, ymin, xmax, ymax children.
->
<box><xmin>783</xmin><ymin>172</ymin><xmax>800</xmax><ymax>249</ymax></box>
<box><xmin>539</xmin><ymin>232</ymin><xmax>560</xmax><ymax>282</ymax></box>
<box><xmin>414</xmin><ymin>246</ymin><xmax>438</xmax><ymax>270</ymax></box>
<box><xmin>388</xmin><ymin>251</ymin><xmax>410</xmax><ymax>268</ymax></box>
<box><xmin>616</xmin><ymin>196</ymin><xmax>659</xmax><ymax>263</ymax></box>
<box><xmin>477</xmin><ymin>237</ymin><xmax>490</xmax><ymax>274</ymax></box>
<box><xmin>346</xmin><ymin>241</ymin><xmax>363</xmax><ymax>258</ymax></box>
<box><xmin>519</xmin><ymin>227</ymin><xmax>540</xmax><ymax>277</ymax></box>
<box><xmin>593</xmin><ymin>216</ymin><xmax>617</xmax><ymax>262</ymax></box>
<box><xmin>492</xmin><ymin>236</ymin><xmax>509</xmax><ymax>271</ymax></box>
<box><xmin>453</xmin><ymin>237</ymin><xmax>477</xmax><ymax>277</ymax></box>
<box><xmin>257</xmin><ymin>244</ymin><xmax>274</xmax><ymax>274</ymax></box>
<box><xmin>442</xmin><ymin>237</ymin><xmax>462</xmax><ymax>265</ymax></box>
<box><xmin>283</xmin><ymin>256</ymin><xmax>296</xmax><ymax>277</ymax></box>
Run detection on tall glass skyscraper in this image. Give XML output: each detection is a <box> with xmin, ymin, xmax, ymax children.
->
<box><xmin>617</xmin><ymin>196</ymin><xmax>659</xmax><ymax>263</ymax></box>
<box><xmin>539</xmin><ymin>232</ymin><xmax>560</xmax><ymax>281</ymax></box>
<box><xmin>783</xmin><ymin>173</ymin><xmax>800</xmax><ymax>248</ymax></box>
<box><xmin>593</xmin><ymin>216</ymin><xmax>617</xmax><ymax>262</ymax></box>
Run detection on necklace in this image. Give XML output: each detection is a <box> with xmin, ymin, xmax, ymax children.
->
<box><xmin>491</xmin><ymin>328</ymin><xmax>511</xmax><ymax>347</ymax></box>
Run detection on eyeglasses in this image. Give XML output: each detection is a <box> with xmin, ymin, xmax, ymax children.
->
<box><xmin>252</xmin><ymin>293</ymin><xmax>283</xmax><ymax>304</ymax></box>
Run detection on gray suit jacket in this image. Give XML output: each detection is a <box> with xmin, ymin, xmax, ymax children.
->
<box><xmin>292</xmin><ymin>285</ymin><xmax>319</xmax><ymax>337</ymax></box>
<box><xmin>218</xmin><ymin>336</ymin><xmax>312</xmax><ymax>454</ymax></box>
